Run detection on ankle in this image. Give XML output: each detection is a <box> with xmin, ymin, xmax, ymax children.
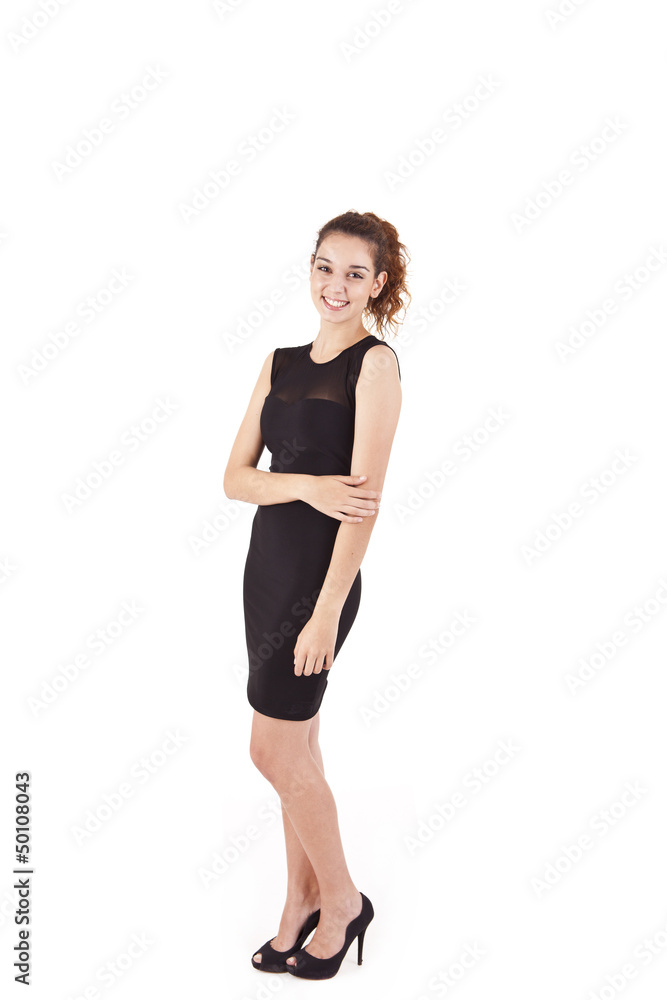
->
<box><xmin>319</xmin><ymin>887</ymin><xmax>361</xmax><ymax>917</ymax></box>
<box><xmin>286</xmin><ymin>884</ymin><xmax>320</xmax><ymax>910</ymax></box>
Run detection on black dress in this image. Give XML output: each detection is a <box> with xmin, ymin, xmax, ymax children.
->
<box><xmin>244</xmin><ymin>334</ymin><xmax>401</xmax><ymax>721</ymax></box>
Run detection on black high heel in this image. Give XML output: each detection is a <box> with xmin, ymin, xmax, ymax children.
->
<box><xmin>286</xmin><ymin>892</ymin><xmax>374</xmax><ymax>980</ymax></box>
<box><xmin>251</xmin><ymin>908</ymin><xmax>320</xmax><ymax>973</ymax></box>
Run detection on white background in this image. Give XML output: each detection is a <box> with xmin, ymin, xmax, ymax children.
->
<box><xmin>2</xmin><ymin>0</ymin><xmax>666</xmax><ymax>997</ymax></box>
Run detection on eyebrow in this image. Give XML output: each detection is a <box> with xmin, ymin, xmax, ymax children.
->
<box><xmin>316</xmin><ymin>256</ymin><xmax>369</xmax><ymax>272</ymax></box>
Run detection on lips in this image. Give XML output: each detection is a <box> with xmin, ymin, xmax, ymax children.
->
<box><xmin>322</xmin><ymin>295</ymin><xmax>349</xmax><ymax>310</ymax></box>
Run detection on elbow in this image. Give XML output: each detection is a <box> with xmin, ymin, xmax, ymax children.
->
<box><xmin>223</xmin><ymin>469</ymin><xmax>237</xmax><ymax>500</ymax></box>
<box><xmin>224</xmin><ymin>463</ymin><xmax>259</xmax><ymax>502</ymax></box>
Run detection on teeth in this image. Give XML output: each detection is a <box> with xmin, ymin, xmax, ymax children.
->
<box><xmin>324</xmin><ymin>296</ymin><xmax>348</xmax><ymax>307</ymax></box>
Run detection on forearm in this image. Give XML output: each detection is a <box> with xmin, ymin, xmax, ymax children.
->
<box><xmin>314</xmin><ymin>515</ymin><xmax>378</xmax><ymax>618</ymax></box>
<box><xmin>225</xmin><ymin>467</ymin><xmax>311</xmax><ymax>506</ymax></box>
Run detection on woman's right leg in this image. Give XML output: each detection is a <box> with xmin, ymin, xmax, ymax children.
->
<box><xmin>252</xmin><ymin>712</ymin><xmax>323</xmax><ymax>962</ymax></box>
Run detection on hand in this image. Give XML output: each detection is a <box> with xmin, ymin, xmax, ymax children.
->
<box><xmin>294</xmin><ymin>610</ymin><xmax>339</xmax><ymax>676</ymax></box>
<box><xmin>301</xmin><ymin>474</ymin><xmax>381</xmax><ymax>523</ymax></box>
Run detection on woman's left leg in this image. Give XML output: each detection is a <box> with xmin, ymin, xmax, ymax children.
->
<box><xmin>251</xmin><ymin>711</ymin><xmax>321</xmax><ymax>963</ymax></box>
<box><xmin>249</xmin><ymin>710</ymin><xmax>362</xmax><ymax>961</ymax></box>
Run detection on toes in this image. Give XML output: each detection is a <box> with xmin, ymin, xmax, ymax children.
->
<box><xmin>286</xmin><ymin>956</ymin><xmax>296</xmax><ymax>965</ymax></box>
<box><xmin>254</xmin><ymin>953</ymin><xmax>261</xmax><ymax>962</ymax></box>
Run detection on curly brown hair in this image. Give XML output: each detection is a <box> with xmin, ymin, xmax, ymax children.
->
<box><xmin>311</xmin><ymin>210</ymin><xmax>412</xmax><ymax>340</ymax></box>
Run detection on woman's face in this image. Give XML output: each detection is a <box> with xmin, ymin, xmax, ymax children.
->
<box><xmin>310</xmin><ymin>233</ymin><xmax>386</xmax><ymax>326</ymax></box>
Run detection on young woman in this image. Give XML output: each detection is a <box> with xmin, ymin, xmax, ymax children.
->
<box><xmin>224</xmin><ymin>210</ymin><xmax>410</xmax><ymax>980</ymax></box>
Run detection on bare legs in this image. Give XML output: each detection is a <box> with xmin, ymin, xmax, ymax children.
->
<box><xmin>250</xmin><ymin>709</ymin><xmax>362</xmax><ymax>964</ymax></box>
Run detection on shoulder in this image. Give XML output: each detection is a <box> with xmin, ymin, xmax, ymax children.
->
<box><xmin>267</xmin><ymin>343</ymin><xmax>308</xmax><ymax>385</ymax></box>
<box><xmin>271</xmin><ymin>343</ymin><xmax>308</xmax><ymax>361</ymax></box>
<box><xmin>358</xmin><ymin>339</ymin><xmax>401</xmax><ymax>383</ymax></box>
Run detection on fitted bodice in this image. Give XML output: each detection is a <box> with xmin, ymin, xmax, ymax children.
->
<box><xmin>260</xmin><ymin>334</ymin><xmax>400</xmax><ymax>477</ymax></box>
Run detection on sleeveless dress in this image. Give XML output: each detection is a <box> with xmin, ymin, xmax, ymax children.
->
<box><xmin>244</xmin><ymin>333</ymin><xmax>401</xmax><ymax>721</ymax></box>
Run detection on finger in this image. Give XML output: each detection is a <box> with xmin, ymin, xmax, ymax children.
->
<box><xmin>349</xmin><ymin>488</ymin><xmax>381</xmax><ymax>498</ymax></box>
<box><xmin>339</xmin><ymin>510</ymin><xmax>374</xmax><ymax>521</ymax></box>
<box><xmin>342</xmin><ymin>499</ymin><xmax>379</xmax><ymax>513</ymax></box>
<box><xmin>334</xmin><ymin>508</ymin><xmax>363</xmax><ymax>522</ymax></box>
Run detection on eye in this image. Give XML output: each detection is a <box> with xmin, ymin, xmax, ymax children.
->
<box><xmin>318</xmin><ymin>266</ymin><xmax>364</xmax><ymax>279</ymax></box>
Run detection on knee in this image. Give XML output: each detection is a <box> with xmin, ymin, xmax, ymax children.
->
<box><xmin>249</xmin><ymin>737</ymin><xmax>289</xmax><ymax>785</ymax></box>
<box><xmin>249</xmin><ymin>738</ymin><xmax>311</xmax><ymax>794</ymax></box>
<box><xmin>249</xmin><ymin>736</ymin><xmax>272</xmax><ymax>778</ymax></box>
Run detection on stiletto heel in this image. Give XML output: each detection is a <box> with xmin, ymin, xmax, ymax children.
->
<box><xmin>357</xmin><ymin>926</ymin><xmax>366</xmax><ymax>964</ymax></box>
<box><xmin>251</xmin><ymin>908</ymin><xmax>320</xmax><ymax>973</ymax></box>
<box><xmin>286</xmin><ymin>892</ymin><xmax>374</xmax><ymax>980</ymax></box>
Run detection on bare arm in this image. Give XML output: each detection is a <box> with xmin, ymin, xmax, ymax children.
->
<box><xmin>313</xmin><ymin>345</ymin><xmax>402</xmax><ymax>619</ymax></box>
<box><xmin>223</xmin><ymin>349</ymin><xmax>384</xmax><ymax>520</ymax></box>
<box><xmin>223</xmin><ymin>350</ymin><xmax>312</xmax><ymax>506</ymax></box>
<box><xmin>293</xmin><ymin>345</ymin><xmax>401</xmax><ymax>674</ymax></box>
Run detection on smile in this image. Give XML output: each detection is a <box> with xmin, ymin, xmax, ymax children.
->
<box><xmin>322</xmin><ymin>296</ymin><xmax>349</xmax><ymax>310</ymax></box>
